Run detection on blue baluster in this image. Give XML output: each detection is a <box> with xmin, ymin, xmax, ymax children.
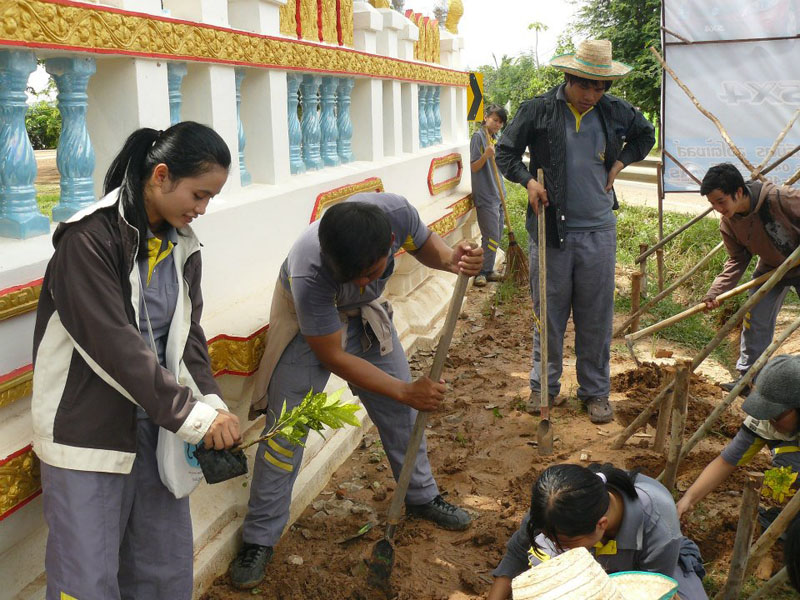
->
<box><xmin>418</xmin><ymin>85</ymin><xmax>429</xmax><ymax>148</ymax></box>
<box><xmin>46</xmin><ymin>57</ymin><xmax>97</xmax><ymax>222</ymax></box>
<box><xmin>0</xmin><ymin>50</ymin><xmax>49</xmax><ymax>238</ymax></box>
<box><xmin>425</xmin><ymin>86</ymin><xmax>436</xmax><ymax>145</ymax></box>
<box><xmin>234</xmin><ymin>68</ymin><xmax>252</xmax><ymax>186</ymax></box>
<box><xmin>167</xmin><ymin>62</ymin><xmax>187</xmax><ymax>126</ymax></box>
<box><xmin>287</xmin><ymin>74</ymin><xmax>305</xmax><ymax>175</ymax></box>
<box><xmin>320</xmin><ymin>76</ymin><xmax>339</xmax><ymax>168</ymax></box>
<box><xmin>433</xmin><ymin>86</ymin><xmax>442</xmax><ymax>143</ymax></box>
<box><xmin>336</xmin><ymin>77</ymin><xmax>354</xmax><ymax>164</ymax></box>
<box><xmin>300</xmin><ymin>74</ymin><xmax>322</xmax><ymax>171</ymax></box>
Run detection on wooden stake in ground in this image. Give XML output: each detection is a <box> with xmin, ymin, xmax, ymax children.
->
<box><xmin>662</xmin><ymin>361</ymin><xmax>689</xmax><ymax>491</ymax></box>
<box><xmin>639</xmin><ymin>244</ymin><xmax>648</xmax><ymax>297</ymax></box>
<box><xmin>716</xmin><ymin>473</ymin><xmax>765</xmax><ymax>600</ymax></box>
<box><xmin>745</xmin><ymin>485</ymin><xmax>800</xmax><ymax>578</ymax></box>
<box><xmin>629</xmin><ymin>271</ymin><xmax>642</xmax><ymax>333</ymax></box>
<box><xmin>612</xmin><ymin>245</ymin><xmax>800</xmax><ymax>450</ymax></box>
<box><xmin>652</xmin><ymin>381</ymin><xmax>674</xmax><ymax>454</ymax></box>
<box><xmin>656</xmin><ymin>248</ymin><xmax>664</xmax><ymax>293</ymax></box>
<box><xmin>486</xmin><ymin>129</ymin><xmax>528</xmax><ymax>286</ymax></box>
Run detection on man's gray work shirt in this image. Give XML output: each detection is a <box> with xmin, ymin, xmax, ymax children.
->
<box><xmin>279</xmin><ymin>192</ymin><xmax>430</xmax><ymax>338</ymax></box>
<box><xmin>557</xmin><ymin>85</ymin><xmax>616</xmax><ymax>232</ymax></box>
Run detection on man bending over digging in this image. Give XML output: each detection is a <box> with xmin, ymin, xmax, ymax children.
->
<box><xmin>228</xmin><ymin>193</ymin><xmax>483</xmax><ymax>589</ymax></box>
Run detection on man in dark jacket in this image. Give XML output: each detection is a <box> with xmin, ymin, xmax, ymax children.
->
<box><xmin>496</xmin><ymin>39</ymin><xmax>655</xmax><ymax>424</ymax></box>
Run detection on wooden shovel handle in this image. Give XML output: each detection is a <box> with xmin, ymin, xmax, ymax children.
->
<box><xmin>484</xmin><ymin>126</ymin><xmax>514</xmax><ymax>232</ymax></box>
<box><xmin>385</xmin><ymin>272</ymin><xmax>470</xmax><ymax>526</ymax></box>
<box><xmin>537</xmin><ymin>169</ymin><xmax>548</xmax><ymax>409</ymax></box>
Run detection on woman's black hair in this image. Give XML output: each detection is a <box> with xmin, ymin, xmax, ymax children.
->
<box><xmin>786</xmin><ymin>517</ymin><xmax>800</xmax><ymax>591</ymax></box>
<box><xmin>565</xmin><ymin>72</ymin><xmax>613</xmax><ymax>91</ymax></box>
<box><xmin>527</xmin><ymin>463</ymin><xmax>638</xmax><ymax>551</ymax></box>
<box><xmin>483</xmin><ymin>104</ymin><xmax>508</xmax><ymax>126</ymax></box>
<box><xmin>103</xmin><ymin>121</ymin><xmax>231</xmax><ymax>257</ymax></box>
<box><xmin>318</xmin><ymin>201</ymin><xmax>393</xmax><ymax>283</ymax></box>
<box><xmin>699</xmin><ymin>163</ymin><xmax>746</xmax><ymax>197</ymax></box>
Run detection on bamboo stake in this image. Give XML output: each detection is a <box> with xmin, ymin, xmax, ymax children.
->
<box><xmin>786</xmin><ymin>166</ymin><xmax>800</xmax><ymax>186</ymax></box>
<box><xmin>626</xmin><ymin>266</ymin><xmax>791</xmax><ymax>344</ymax></box>
<box><xmin>762</xmin><ymin>144</ymin><xmax>800</xmax><ymax>177</ymax></box>
<box><xmin>652</xmin><ymin>384</ymin><xmax>674</xmax><ymax>454</ymax></box>
<box><xmin>662</xmin><ymin>361</ymin><xmax>689</xmax><ymax>491</ymax></box>
<box><xmin>635</xmin><ymin>207</ymin><xmax>714</xmax><ymax>264</ymax></box>
<box><xmin>662</xmin><ymin>149</ymin><xmax>703</xmax><ymax>185</ymax></box>
<box><xmin>746</xmin><ymin>567</ymin><xmax>789</xmax><ymax>600</ymax></box>
<box><xmin>716</xmin><ymin>473</ymin><xmax>765</xmax><ymax>600</ymax></box>
<box><xmin>752</xmin><ymin>108</ymin><xmax>800</xmax><ymax>179</ymax></box>
<box><xmin>656</xmin><ymin>248</ymin><xmax>664</xmax><ymax>293</ymax></box>
<box><xmin>676</xmin><ymin>313</ymin><xmax>800</xmax><ymax>465</ymax></box>
<box><xmin>612</xmin><ymin>245</ymin><xmax>800</xmax><ymax>450</ymax></box>
<box><xmin>639</xmin><ymin>244</ymin><xmax>648</xmax><ymax>296</ymax></box>
<box><xmin>614</xmin><ymin>242</ymin><xmax>724</xmax><ymax>338</ymax></box>
<box><xmin>745</xmin><ymin>487</ymin><xmax>800</xmax><ymax>577</ymax></box>
<box><xmin>650</xmin><ymin>46</ymin><xmax>763</xmax><ymax>178</ymax></box>
<box><xmin>630</xmin><ymin>271</ymin><xmax>642</xmax><ymax>333</ymax></box>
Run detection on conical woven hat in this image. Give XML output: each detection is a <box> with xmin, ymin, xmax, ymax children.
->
<box><xmin>610</xmin><ymin>572</ymin><xmax>679</xmax><ymax>600</ymax></box>
<box><xmin>511</xmin><ymin>547</ymin><xmax>624</xmax><ymax>600</ymax></box>
<box><xmin>549</xmin><ymin>39</ymin><xmax>632</xmax><ymax>80</ymax></box>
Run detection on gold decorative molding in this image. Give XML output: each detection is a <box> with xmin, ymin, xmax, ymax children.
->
<box><xmin>449</xmin><ymin>193</ymin><xmax>473</xmax><ymax>219</ymax></box>
<box><xmin>445</xmin><ymin>0</ymin><xmax>463</xmax><ymax>35</ymax></box>
<box><xmin>368</xmin><ymin>0</ymin><xmax>391</xmax><ymax>8</ymax></box>
<box><xmin>299</xmin><ymin>0</ymin><xmax>317</xmax><ymax>41</ymax></box>
<box><xmin>279</xmin><ymin>0</ymin><xmax>297</xmax><ymax>38</ymax></box>
<box><xmin>429</xmin><ymin>19</ymin><xmax>440</xmax><ymax>64</ymax></box>
<box><xmin>0</xmin><ymin>366</ymin><xmax>33</xmax><ymax>409</ymax></box>
<box><xmin>0</xmin><ymin>446</ymin><xmax>40</xmax><ymax>521</ymax></box>
<box><xmin>208</xmin><ymin>327</ymin><xmax>268</xmax><ymax>377</ymax></box>
<box><xmin>321</xmin><ymin>0</ymin><xmax>337</xmax><ymax>45</ymax></box>
<box><xmin>310</xmin><ymin>176</ymin><xmax>385</xmax><ymax>222</ymax></box>
<box><xmin>429</xmin><ymin>213</ymin><xmax>457</xmax><ymax>238</ymax></box>
<box><xmin>0</xmin><ymin>0</ymin><xmax>467</xmax><ymax>86</ymax></box>
<box><xmin>427</xmin><ymin>152</ymin><xmax>463</xmax><ymax>195</ymax></box>
<box><xmin>0</xmin><ymin>278</ymin><xmax>41</xmax><ymax>321</ymax></box>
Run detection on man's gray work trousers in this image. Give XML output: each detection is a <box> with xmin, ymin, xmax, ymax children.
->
<box><xmin>242</xmin><ymin>316</ymin><xmax>439</xmax><ymax>547</ymax></box>
<box><xmin>737</xmin><ymin>274</ymin><xmax>800</xmax><ymax>373</ymax></box>
<box><xmin>529</xmin><ymin>228</ymin><xmax>616</xmax><ymax>400</ymax></box>
<box><xmin>41</xmin><ymin>417</ymin><xmax>193</xmax><ymax>600</ymax></box>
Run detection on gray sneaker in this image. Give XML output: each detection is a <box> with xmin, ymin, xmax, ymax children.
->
<box><xmin>229</xmin><ymin>543</ymin><xmax>273</xmax><ymax>589</ymax></box>
<box><xmin>526</xmin><ymin>390</ymin><xmax>563</xmax><ymax>415</ymax></box>
<box><xmin>406</xmin><ymin>495</ymin><xmax>471</xmax><ymax>531</ymax></box>
<box><xmin>474</xmin><ymin>275</ymin><xmax>487</xmax><ymax>287</ymax></box>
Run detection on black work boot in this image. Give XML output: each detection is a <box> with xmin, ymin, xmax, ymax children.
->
<box><xmin>229</xmin><ymin>543</ymin><xmax>273</xmax><ymax>589</ymax></box>
<box><xmin>405</xmin><ymin>494</ymin><xmax>471</xmax><ymax>531</ymax></box>
<box><xmin>720</xmin><ymin>375</ymin><xmax>751</xmax><ymax>397</ymax></box>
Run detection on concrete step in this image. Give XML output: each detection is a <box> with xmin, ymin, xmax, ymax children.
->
<box><xmin>617</xmin><ymin>163</ymin><xmax>657</xmax><ymax>184</ymax></box>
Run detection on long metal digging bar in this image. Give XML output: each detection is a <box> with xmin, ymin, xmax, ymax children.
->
<box><xmin>367</xmin><ymin>271</ymin><xmax>469</xmax><ymax>588</ymax></box>
<box><xmin>612</xmin><ymin>244</ymin><xmax>800</xmax><ymax>450</ymax></box>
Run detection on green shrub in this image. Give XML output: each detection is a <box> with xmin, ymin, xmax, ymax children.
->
<box><xmin>26</xmin><ymin>101</ymin><xmax>61</xmax><ymax>149</ymax></box>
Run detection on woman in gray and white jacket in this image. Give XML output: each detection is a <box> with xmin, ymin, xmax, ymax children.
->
<box><xmin>32</xmin><ymin>122</ymin><xmax>240</xmax><ymax>600</ymax></box>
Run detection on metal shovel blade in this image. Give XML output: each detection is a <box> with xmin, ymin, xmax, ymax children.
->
<box><xmin>367</xmin><ymin>538</ymin><xmax>395</xmax><ymax>590</ymax></box>
<box><xmin>537</xmin><ymin>407</ymin><xmax>554</xmax><ymax>455</ymax></box>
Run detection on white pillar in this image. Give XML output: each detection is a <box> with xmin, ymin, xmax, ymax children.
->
<box><xmin>375</xmin><ymin>7</ymin><xmax>405</xmax><ymax>58</ymax></box>
<box><xmin>440</xmin><ymin>85</ymin><xmax>459</xmax><ymax>144</ymax></box>
<box><xmin>162</xmin><ymin>0</ymin><xmax>229</xmax><ymax>26</ymax></box>
<box><xmin>439</xmin><ymin>30</ymin><xmax>458</xmax><ymax>68</ymax></box>
<box><xmin>455</xmin><ymin>84</ymin><xmax>468</xmax><ymax>141</ymax></box>
<box><xmin>86</xmin><ymin>58</ymin><xmax>170</xmax><ymax>198</ymax></box>
<box><xmin>353</xmin><ymin>2</ymin><xmax>383</xmax><ymax>54</ymax></box>
<box><xmin>351</xmin><ymin>78</ymin><xmax>383</xmax><ymax>162</ymax></box>
<box><xmin>181</xmin><ymin>64</ymin><xmax>242</xmax><ymax>192</ymax></box>
<box><xmin>228</xmin><ymin>0</ymin><xmax>287</xmax><ymax>36</ymax></box>
<box><xmin>241</xmin><ymin>70</ymin><xmax>290</xmax><ymax>184</ymax></box>
<box><xmin>397</xmin><ymin>16</ymin><xmax>418</xmax><ymax>61</ymax></box>
<box><xmin>401</xmin><ymin>82</ymin><xmax>419</xmax><ymax>154</ymax></box>
<box><xmin>382</xmin><ymin>80</ymin><xmax>402</xmax><ymax>157</ymax></box>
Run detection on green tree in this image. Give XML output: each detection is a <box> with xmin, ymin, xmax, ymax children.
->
<box><xmin>573</xmin><ymin>0</ymin><xmax>661</xmax><ymax>124</ymax></box>
<box><xmin>26</xmin><ymin>100</ymin><xmax>61</xmax><ymax>150</ymax></box>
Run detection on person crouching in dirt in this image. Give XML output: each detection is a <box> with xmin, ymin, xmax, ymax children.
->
<box><xmin>495</xmin><ymin>39</ymin><xmax>656</xmax><ymax>425</ymax></box>
<box><xmin>677</xmin><ymin>355</ymin><xmax>800</xmax><ymax>531</ymax></box>
<box><xmin>487</xmin><ymin>463</ymin><xmax>708</xmax><ymax>600</ymax></box>
<box><xmin>228</xmin><ymin>194</ymin><xmax>483</xmax><ymax>589</ymax></box>
<box><xmin>700</xmin><ymin>163</ymin><xmax>800</xmax><ymax>396</ymax></box>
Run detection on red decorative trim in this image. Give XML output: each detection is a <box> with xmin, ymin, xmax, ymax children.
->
<box><xmin>336</xmin><ymin>0</ymin><xmax>343</xmax><ymax>46</ymax></box>
<box><xmin>317</xmin><ymin>0</ymin><xmax>324</xmax><ymax>42</ymax></box>
<box><xmin>427</xmin><ymin>153</ymin><xmax>464</xmax><ymax>195</ymax></box>
<box><xmin>0</xmin><ymin>445</ymin><xmax>33</xmax><ymax>465</ymax></box>
<box><xmin>0</xmin><ymin>277</ymin><xmax>43</xmax><ymax>298</ymax></box>
<box><xmin>309</xmin><ymin>177</ymin><xmax>385</xmax><ymax>223</ymax></box>
<box><xmin>296</xmin><ymin>0</ymin><xmax>303</xmax><ymax>39</ymax></box>
<box><xmin>0</xmin><ymin>364</ymin><xmax>33</xmax><ymax>386</ymax></box>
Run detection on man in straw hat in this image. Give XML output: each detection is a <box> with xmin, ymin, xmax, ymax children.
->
<box><xmin>496</xmin><ymin>39</ymin><xmax>655</xmax><ymax>424</ymax></box>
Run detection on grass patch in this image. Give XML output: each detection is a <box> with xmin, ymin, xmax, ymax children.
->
<box><xmin>36</xmin><ymin>184</ymin><xmax>60</xmax><ymax>220</ymax></box>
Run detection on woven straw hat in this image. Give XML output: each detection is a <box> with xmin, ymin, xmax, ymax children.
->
<box><xmin>511</xmin><ymin>548</ymin><xmax>679</xmax><ymax>600</ymax></box>
<box><xmin>511</xmin><ymin>548</ymin><xmax>624</xmax><ymax>600</ymax></box>
<box><xmin>549</xmin><ymin>39</ymin><xmax>632</xmax><ymax>80</ymax></box>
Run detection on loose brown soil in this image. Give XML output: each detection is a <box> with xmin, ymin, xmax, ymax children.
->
<box><xmin>201</xmin><ymin>280</ymin><xmax>800</xmax><ymax>600</ymax></box>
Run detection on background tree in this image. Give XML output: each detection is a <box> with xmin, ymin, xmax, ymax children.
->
<box><xmin>573</xmin><ymin>0</ymin><xmax>661</xmax><ymax>125</ymax></box>
<box><xmin>25</xmin><ymin>74</ymin><xmax>60</xmax><ymax>150</ymax></box>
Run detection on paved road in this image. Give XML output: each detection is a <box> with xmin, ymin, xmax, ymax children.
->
<box><xmin>615</xmin><ymin>180</ymin><xmax>717</xmax><ymax>218</ymax></box>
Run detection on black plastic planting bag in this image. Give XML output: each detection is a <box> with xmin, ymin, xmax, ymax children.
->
<box><xmin>194</xmin><ymin>442</ymin><xmax>248</xmax><ymax>484</ymax></box>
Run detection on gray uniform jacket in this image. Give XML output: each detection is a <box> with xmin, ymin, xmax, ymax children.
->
<box><xmin>495</xmin><ymin>85</ymin><xmax>655</xmax><ymax>248</ymax></box>
<box><xmin>32</xmin><ymin>190</ymin><xmax>226</xmax><ymax>475</ymax></box>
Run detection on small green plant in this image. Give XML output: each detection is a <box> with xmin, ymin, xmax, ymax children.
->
<box><xmin>762</xmin><ymin>466</ymin><xmax>798</xmax><ymax>503</ymax></box>
<box><xmin>492</xmin><ymin>407</ymin><xmax>503</xmax><ymax>419</ymax></box>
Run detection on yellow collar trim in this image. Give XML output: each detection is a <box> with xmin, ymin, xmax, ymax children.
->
<box><xmin>146</xmin><ymin>236</ymin><xmax>175</xmax><ymax>286</ymax></box>
<box><xmin>567</xmin><ymin>103</ymin><xmax>594</xmax><ymax>133</ymax></box>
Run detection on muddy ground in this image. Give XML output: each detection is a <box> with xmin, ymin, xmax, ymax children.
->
<box><xmin>201</xmin><ymin>273</ymin><xmax>800</xmax><ymax>600</ymax></box>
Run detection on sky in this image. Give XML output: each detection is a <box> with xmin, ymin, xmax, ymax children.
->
<box><xmin>402</xmin><ymin>0</ymin><xmax>580</xmax><ymax>70</ymax></box>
